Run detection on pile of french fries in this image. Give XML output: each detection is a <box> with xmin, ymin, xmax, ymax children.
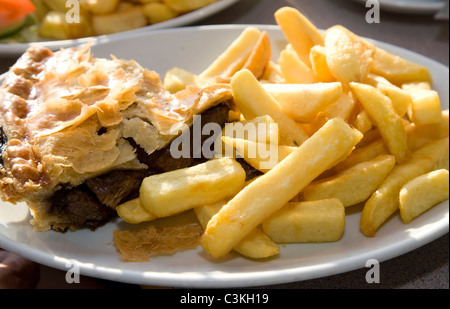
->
<box><xmin>116</xmin><ymin>7</ymin><xmax>449</xmax><ymax>260</ymax></box>
<box><xmin>32</xmin><ymin>0</ymin><xmax>218</xmax><ymax>40</ymax></box>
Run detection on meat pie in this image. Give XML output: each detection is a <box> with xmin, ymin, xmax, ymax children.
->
<box><xmin>0</xmin><ymin>45</ymin><xmax>234</xmax><ymax>232</ymax></box>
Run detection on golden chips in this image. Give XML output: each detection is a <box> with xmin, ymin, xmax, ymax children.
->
<box><xmin>114</xmin><ymin>6</ymin><xmax>448</xmax><ymax>262</ymax></box>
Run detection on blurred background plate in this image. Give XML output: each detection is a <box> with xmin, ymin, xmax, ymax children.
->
<box><xmin>0</xmin><ymin>0</ymin><xmax>240</xmax><ymax>56</ymax></box>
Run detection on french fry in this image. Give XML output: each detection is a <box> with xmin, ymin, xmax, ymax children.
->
<box><xmin>221</xmin><ymin>136</ymin><xmax>295</xmax><ymax>173</ymax></box>
<box><xmin>323</xmin><ymin>91</ymin><xmax>357</xmax><ymax>121</ymax></box>
<box><xmin>194</xmin><ymin>200</ymin><xmax>280</xmax><ymax>259</ymax></box>
<box><xmin>407</xmin><ymin>90</ymin><xmax>442</xmax><ymax>126</ymax></box>
<box><xmin>81</xmin><ymin>0</ymin><xmax>120</xmax><ymax>15</ymax></box>
<box><xmin>324</xmin><ymin>25</ymin><xmax>375</xmax><ymax>86</ymax></box>
<box><xmin>365</xmin><ymin>74</ymin><xmax>412</xmax><ymax>117</ymax></box>
<box><xmin>116</xmin><ymin>198</ymin><xmax>158</xmax><ymax>224</ymax></box>
<box><xmin>163</xmin><ymin>0</ymin><xmax>216</xmax><ymax>12</ymax></box>
<box><xmin>399</xmin><ymin>169</ymin><xmax>449</xmax><ymax>224</ymax></box>
<box><xmin>200</xmin><ymin>27</ymin><xmax>262</xmax><ymax>78</ymax></box>
<box><xmin>262</xmin><ymin>199</ymin><xmax>345</xmax><ymax>243</ymax></box>
<box><xmin>140</xmin><ymin>158</ymin><xmax>246</xmax><ymax>217</ymax></box>
<box><xmin>360</xmin><ymin>138</ymin><xmax>449</xmax><ymax>237</ymax></box>
<box><xmin>350</xmin><ymin>82</ymin><xmax>409</xmax><ymax>163</ymax></box>
<box><xmin>241</xmin><ymin>31</ymin><xmax>272</xmax><ymax>79</ymax></box>
<box><xmin>402</xmin><ymin>81</ymin><xmax>432</xmax><ymax>92</ymax></box>
<box><xmin>324</xmin><ymin>26</ymin><xmax>361</xmax><ymax>85</ymax></box>
<box><xmin>348</xmin><ymin>33</ymin><xmax>375</xmax><ymax>83</ymax></box>
<box><xmin>262</xmin><ymin>82</ymin><xmax>342</xmax><ymax>122</ymax></box>
<box><xmin>163</xmin><ymin>67</ymin><xmax>197</xmax><ymax>93</ymax></box>
<box><xmin>143</xmin><ymin>2</ymin><xmax>178</xmax><ymax>24</ymax></box>
<box><xmin>327</xmin><ymin>25</ymin><xmax>376</xmax><ymax>80</ymax></box>
<box><xmin>306</xmin><ymin>91</ymin><xmax>356</xmax><ymax>135</ymax></box>
<box><xmin>357</xmin><ymin>129</ymin><xmax>383</xmax><ymax>147</ymax></box>
<box><xmin>371</xmin><ymin>47</ymin><xmax>433</xmax><ymax>85</ymax></box>
<box><xmin>260</xmin><ymin>61</ymin><xmax>285</xmax><ymax>83</ymax></box>
<box><xmin>302</xmin><ymin>154</ymin><xmax>396</xmax><ymax>207</ymax></box>
<box><xmin>278</xmin><ymin>45</ymin><xmax>320</xmax><ymax>84</ymax></box>
<box><xmin>407</xmin><ymin>109</ymin><xmax>449</xmax><ymax>151</ymax></box>
<box><xmin>230</xmin><ymin>69</ymin><xmax>309</xmax><ymax>146</ymax></box>
<box><xmin>274</xmin><ymin>6</ymin><xmax>324</xmax><ymax>67</ymax></box>
<box><xmin>39</xmin><ymin>11</ymin><xmax>94</xmax><ymax>40</ymax></box>
<box><xmin>91</xmin><ymin>6</ymin><xmax>147</xmax><ymax>35</ymax></box>
<box><xmin>310</xmin><ymin>45</ymin><xmax>336</xmax><ymax>82</ymax></box>
<box><xmin>200</xmin><ymin>117</ymin><xmax>363</xmax><ymax>258</ymax></box>
<box><xmin>333</xmin><ymin>138</ymin><xmax>389</xmax><ymax>173</ymax></box>
<box><xmin>414</xmin><ymin>139</ymin><xmax>449</xmax><ymax>171</ymax></box>
<box><xmin>216</xmin><ymin>115</ymin><xmax>279</xmax><ymax>160</ymax></box>
<box><xmin>43</xmin><ymin>0</ymin><xmax>78</xmax><ymax>12</ymax></box>
<box><xmin>354</xmin><ymin>110</ymin><xmax>373</xmax><ymax>134</ymax></box>
<box><xmin>221</xmin><ymin>115</ymin><xmax>279</xmax><ymax>144</ymax></box>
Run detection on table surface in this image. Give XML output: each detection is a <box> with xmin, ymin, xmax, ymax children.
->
<box><xmin>1</xmin><ymin>0</ymin><xmax>448</xmax><ymax>289</ymax></box>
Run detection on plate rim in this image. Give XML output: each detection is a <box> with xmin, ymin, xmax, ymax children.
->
<box><xmin>0</xmin><ymin>24</ymin><xmax>448</xmax><ymax>288</ymax></box>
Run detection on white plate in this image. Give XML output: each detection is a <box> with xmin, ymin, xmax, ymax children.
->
<box><xmin>352</xmin><ymin>0</ymin><xmax>446</xmax><ymax>14</ymax></box>
<box><xmin>0</xmin><ymin>25</ymin><xmax>448</xmax><ymax>288</ymax></box>
<box><xmin>0</xmin><ymin>0</ymin><xmax>239</xmax><ymax>56</ymax></box>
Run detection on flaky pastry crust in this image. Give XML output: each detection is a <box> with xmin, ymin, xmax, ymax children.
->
<box><xmin>0</xmin><ymin>45</ymin><xmax>232</xmax><ymax>230</ymax></box>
